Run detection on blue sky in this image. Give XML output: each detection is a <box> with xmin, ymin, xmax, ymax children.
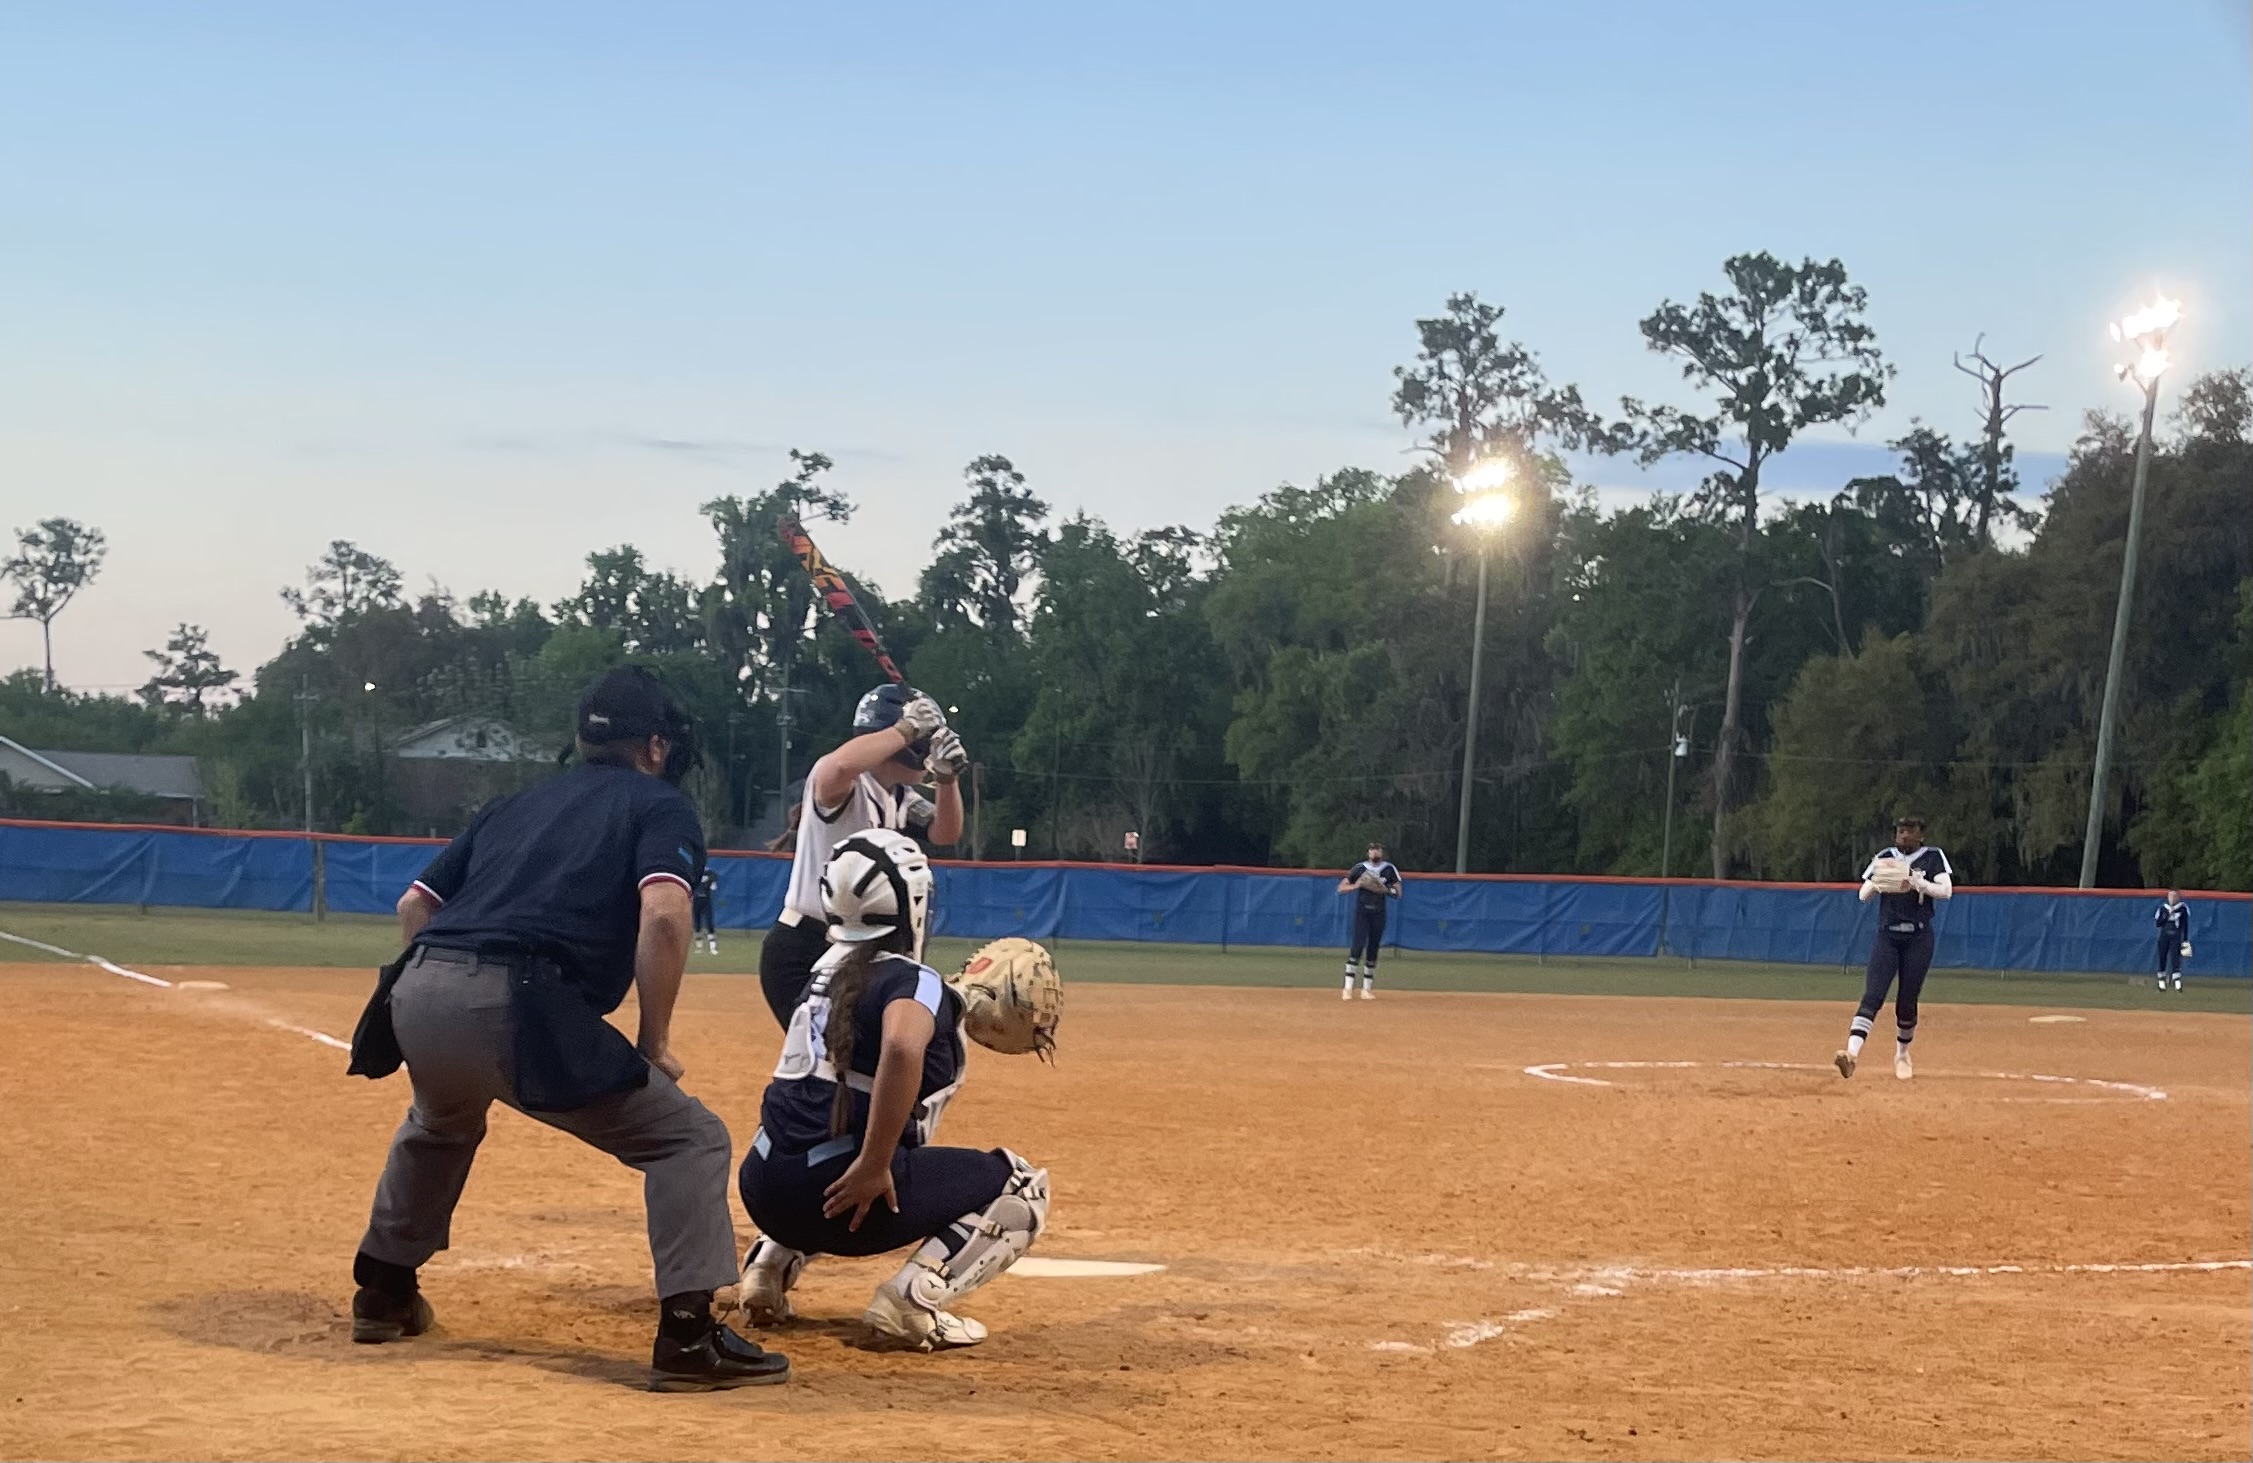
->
<box><xmin>2</xmin><ymin>1</ymin><xmax>2247</xmax><ymax>691</ymax></box>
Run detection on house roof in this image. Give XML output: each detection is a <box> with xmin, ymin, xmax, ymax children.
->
<box><xmin>390</xmin><ymin>715</ymin><xmax>551</xmax><ymax>762</ymax></box>
<box><xmin>0</xmin><ymin>736</ymin><xmax>201</xmax><ymax>800</ymax></box>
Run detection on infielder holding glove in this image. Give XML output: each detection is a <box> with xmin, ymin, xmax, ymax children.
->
<box><xmin>737</xmin><ymin>830</ymin><xmax>1060</xmax><ymax>1350</ymax></box>
<box><xmin>1335</xmin><ymin>841</ymin><xmax>1402</xmax><ymax>1000</ymax></box>
<box><xmin>2154</xmin><ymin>890</ymin><xmax>2192</xmax><ymax>991</ymax></box>
<box><xmin>1837</xmin><ymin>815</ymin><xmax>1952</xmax><ymax>1081</ymax></box>
<box><xmin>758</xmin><ymin>684</ymin><xmax>964</xmax><ymax>1028</ymax></box>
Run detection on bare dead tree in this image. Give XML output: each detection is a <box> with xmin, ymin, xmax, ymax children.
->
<box><xmin>1952</xmin><ymin>336</ymin><xmax>2046</xmax><ymax>545</ymax></box>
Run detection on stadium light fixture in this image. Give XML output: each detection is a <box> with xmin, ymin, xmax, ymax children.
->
<box><xmin>1449</xmin><ymin>456</ymin><xmax>1518</xmax><ymax>874</ymax></box>
<box><xmin>2081</xmin><ymin>292</ymin><xmax>2184</xmax><ymax>888</ymax></box>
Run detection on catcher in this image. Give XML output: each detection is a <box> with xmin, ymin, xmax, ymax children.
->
<box><xmin>1335</xmin><ymin>841</ymin><xmax>1402</xmax><ymax>999</ymax></box>
<box><xmin>736</xmin><ymin>829</ymin><xmax>1061</xmax><ymax>1350</ymax></box>
<box><xmin>1836</xmin><ymin>815</ymin><xmax>1952</xmax><ymax>1081</ymax></box>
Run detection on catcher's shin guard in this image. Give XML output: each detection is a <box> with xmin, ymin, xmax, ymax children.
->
<box><xmin>866</xmin><ymin>1152</ymin><xmax>1049</xmax><ymax>1349</ymax></box>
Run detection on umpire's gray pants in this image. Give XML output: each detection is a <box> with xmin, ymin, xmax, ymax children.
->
<box><xmin>358</xmin><ymin>949</ymin><xmax>739</xmax><ymax>1297</ymax></box>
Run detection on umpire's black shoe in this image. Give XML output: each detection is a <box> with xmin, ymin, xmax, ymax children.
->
<box><xmin>351</xmin><ymin>1286</ymin><xmax>436</xmax><ymax>1344</ymax></box>
<box><xmin>650</xmin><ymin>1321</ymin><xmax>791</xmax><ymax>1392</ymax></box>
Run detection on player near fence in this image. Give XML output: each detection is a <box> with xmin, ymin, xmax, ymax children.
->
<box><xmin>1836</xmin><ymin>815</ymin><xmax>1952</xmax><ymax>1082</ymax></box>
<box><xmin>2154</xmin><ymin>890</ymin><xmax>2192</xmax><ymax>991</ymax></box>
<box><xmin>737</xmin><ymin>829</ymin><xmax>1060</xmax><ymax>1349</ymax></box>
<box><xmin>1336</xmin><ymin>841</ymin><xmax>1402</xmax><ymax>1000</ymax></box>
<box><xmin>758</xmin><ymin>684</ymin><xmax>965</xmax><ymax>1028</ymax></box>
<box><xmin>344</xmin><ymin>667</ymin><xmax>788</xmax><ymax>1392</ymax></box>
<box><xmin>692</xmin><ymin>865</ymin><xmax>719</xmax><ymax>955</ymax></box>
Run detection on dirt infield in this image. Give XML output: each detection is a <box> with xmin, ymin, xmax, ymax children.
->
<box><xmin>1</xmin><ymin>960</ymin><xmax>2246</xmax><ymax>1462</ymax></box>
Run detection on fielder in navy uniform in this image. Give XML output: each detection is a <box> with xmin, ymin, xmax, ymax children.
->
<box><xmin>2154</xmin><ymin>890</ymin><xmax>2192</xmax><ymax>992</ymax></box>
<box><xmin>1335</xmin><ymin>841</ymin><xmax>1402</xmax><ymax>1000</ymax></box>
<box><xmin>345</xmin><ymin>668</ymin><xmax>787</xmax><ymax>1391</ymax></box>
<box><xmin>1835</xmin><ymin>815</ymin><xmax>1952</xmax><ymax>1082</ymax></box>
<box><xmin>758</xmin><ymin>684</ymin><xmax>964</xmax><ymax>1028</ymax></box>
<box><xmin>737</xmin><ymin>829</ymin><xmax>1052</xmax><ymax>1350</ymax></box>
<box><xmin>692</xmin><ymin>866</ymin><xmax>719</xmax><ymax>955</ymax></box>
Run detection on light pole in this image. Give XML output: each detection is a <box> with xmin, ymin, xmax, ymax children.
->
<box><xmin>2079</xmin><ymin>294</ymin><xmax>2181</xmax><ymax>888</ymax></box>
<box><xmin>1450</xmin><ymin>458</ymin><xmax>1516</xmax><ymax>874</ymax></box>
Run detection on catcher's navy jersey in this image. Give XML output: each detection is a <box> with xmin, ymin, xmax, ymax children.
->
<box><xmin>1863</xmin><ymin>845</ymin><xmax>1950</xmax><ymax>929</ymax></box>
<box><xmin>760</xmin><ymin>950</ymin><xmax>966</xmax><ymax>1154</ymax></box>
<box><xmin>1347</xmin><ymin>860</ymin><xmax>1402</xmax><ymax>913</ymax></box>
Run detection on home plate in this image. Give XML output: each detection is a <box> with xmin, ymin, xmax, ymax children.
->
<box><xmin>1011</xmin><ymin>1258</ymin><xmax>1165</xmax><ymax>1278</ymax></box>
<box><xmin>174</xmin><ymin>980</ymin><xmax>230</xmax><ymax>991</ymax></box>
<box><xmin>2028</xmin><ymin>1015</ymin><xmax>2087</xmax><ymax>1024</ymax></box>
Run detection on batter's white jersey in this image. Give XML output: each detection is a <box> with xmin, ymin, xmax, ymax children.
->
<box><xmin>783</xmin><ymin>767</ymin><xmax>933</xmax><ymax>923</ymax></box>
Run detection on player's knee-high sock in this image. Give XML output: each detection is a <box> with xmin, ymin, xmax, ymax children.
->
<box><xmin>1846</xmin><ymin>1019</ymin><xmax>1870</xmax><ymax>1058</ymax></box>
<box><xmin>1342</xmin><ymin>962</ymin><xmax>1357</xmax><ymax>989</ymax></box>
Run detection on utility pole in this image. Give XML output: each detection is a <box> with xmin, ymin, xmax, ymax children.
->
<box><xmin>970</xmin><ymin>762</ymin><xmax>984</xmax><ymax>861</ymax></box>
<box><xmin>294</xmin><ymin>680</ymin><xmax>315</xmax><ymax>833</ymax></box>
<box><xmin>2080</xmin><ymin>295</ymin><xmax>2180</xmax><ymax>888</ymax></box>
<box><xmin>1660</xmin><ymin>679</ymin><xmax>1688</xmax><ymax>880</ymax></box>
<box><xmin>2080</xmin><ymin>378</ymin><xmax>2162</xmax><ymax>887</ymax></box>
<box><xmin>1454</xmin><ymin>544</ymin><xmax>1491</xmax><ymax>875</ymax></box>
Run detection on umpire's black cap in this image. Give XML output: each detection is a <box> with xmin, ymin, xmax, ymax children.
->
<box><xmin>574</xmin><ymin>666</ymin><xmax>701</xmax><ymax>784</ymax></box>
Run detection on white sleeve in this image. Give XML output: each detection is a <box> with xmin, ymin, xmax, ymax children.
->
<box><xmin>1923</xmin><ymin>871</ymin><xmax>1953</xmax><ymax>900</ymax></box>
<box><xmin>1859</xmin><ymin>879</ymin><xmax>1878</xmax><ymax>903</ymax></box>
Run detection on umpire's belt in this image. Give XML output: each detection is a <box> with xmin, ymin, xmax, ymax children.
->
<box><xmin>751</xmin><ymin>1129</ymin><xmax>857</xmax><ymax>1166</ymax></box>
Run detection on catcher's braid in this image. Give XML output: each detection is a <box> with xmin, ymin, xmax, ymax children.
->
<box><xmin>821</xmin><ymin>943</ymin><xmax>883</xmax><ymax>1136</ymax></box>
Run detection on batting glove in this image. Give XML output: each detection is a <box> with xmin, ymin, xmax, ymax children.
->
<box><xmin>925</xmin><ymin>727</ymin><xmax>969</xmax><ymax>784</ymax></box>
<box><xmin>896</xmin><ymin>693</ymin><xmax>947</xmax><ymax>743</ymax></box>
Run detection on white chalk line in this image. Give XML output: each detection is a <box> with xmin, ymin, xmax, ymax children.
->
<box><xmin>1364</xmin><ymin>1255</ymin><xmax>2251</xmax><ymax>1353</ymax></box>
<box><xmin>1520</xmin><ymin>1059</ymin><xmax>2168</xmax><ymax>1102</ymax></box>
<box><xmin>0</xmin><ymin>926</ymin><xmax>349</xmax><ymax>1051</ymax></box>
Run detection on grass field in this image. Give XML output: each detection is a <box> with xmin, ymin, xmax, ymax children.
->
<box><xmin>1</xmin><ymin>899</ymin><xmax>2245</xmax><ymax>1013</ymax></box>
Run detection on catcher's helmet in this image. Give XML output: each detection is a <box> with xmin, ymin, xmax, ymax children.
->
<box><xmin>821</xmin><ymin>828</ymin><xmax>933</xmax><ymax>964</ymax></box>
<box><xmin>573</xmin><ymin>666</ymin><xmax>701</xmax><ymax>786</ymax></box>
<box><xmin>853</xmin><ymin>682</ymin><xmax>937</xmax><ymax>770</ymax></box>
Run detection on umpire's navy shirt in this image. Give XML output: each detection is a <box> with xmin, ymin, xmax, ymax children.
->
<box><xmin>411</xmin><ymin>761</ymin><xmax>705</xmax><ymax>1011</ymax></box>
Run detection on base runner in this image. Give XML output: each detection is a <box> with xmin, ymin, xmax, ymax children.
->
<box><xmin>736</xmin><ymin>830</ymin><xmax>1058</xmax><ymax>1349</ymax></box>
<box><xmin>1836</xmin><ymin>815</ymin><xmax>1952</xmax><ymax>1082</ymax></box>
<box><xmin>758</xmin><ymin>684</ymin><xmax>964</xmax><ymax>1028</ymax></box>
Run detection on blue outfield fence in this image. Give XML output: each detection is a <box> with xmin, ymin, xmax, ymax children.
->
<box><xmin>3</xmin><ymin>818</ymin><xmax>2247</xmax><ymax>978</ymax></box>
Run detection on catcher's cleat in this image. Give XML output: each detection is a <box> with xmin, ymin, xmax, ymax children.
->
<box><xmin>1894</xmin><ymin>1051</ymin><xmax>1913</xmax><ymax>1081</ymax></box>
<box><xmin>1833</xmin><ymin>1050</ymin><xmax>1856</xmax><ymax>1080</ymax></box>
<box><xmin>738</xmin><ymin>1239</ymin><xmax>806</xmax><ymax>1326</ymax></box>
<box><xmin>863</xmin><ymin>1283</ymin><xmax>988</xmax><ymax>1350</ymax></box>
<box><xmin>351</xmin><ymin>1287</ymin><xmax>435</xmax><ymax>1344</ymax></box>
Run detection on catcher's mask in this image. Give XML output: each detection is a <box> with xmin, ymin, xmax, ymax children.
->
<box><xmin>853</xmin><ymin>682</ymin><xmax>938</xmax><ymax>771</ymax></box>
<box><xmin>566</xmin><ymin>666</ymin><xmax>702</xmax><ymax>786</ymax></box>
<box><xmin>821</xmin><ymin>829</ymin><xmax>932</xmax><ymax>965</ymax></box>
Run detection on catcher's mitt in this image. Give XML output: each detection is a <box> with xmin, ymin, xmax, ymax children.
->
<box><xmin>1868</xmin><ymin>857</ymin><xmax>1914</xmax><ymax>894</ymax></box>
<box><xmin>954</xmin><ymin>937</ymin><xmax>1062</xmax><ymax>1061</ymax></box>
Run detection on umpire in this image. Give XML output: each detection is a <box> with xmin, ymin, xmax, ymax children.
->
<box><xmin>346</xmin><ymin>667</ymin><xmax>788</xmax><ymax>1392</ymax></box>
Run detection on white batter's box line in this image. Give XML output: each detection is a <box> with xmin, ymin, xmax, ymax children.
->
<box><xmin>0</xmin><ymin>925</ymin><xmax>349</xmax><ymax>1049</ymax></box>
<box><xmin>1520</xmin><ymin>1059</ymin><xmax>2168</xmax><ymax>1101</ymax></box>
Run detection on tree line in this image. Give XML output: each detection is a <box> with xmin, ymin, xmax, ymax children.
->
<box><xmin>7</xmin><ymin>252</ymin><xmax>2249</xmax><ymax>888</ymax></box>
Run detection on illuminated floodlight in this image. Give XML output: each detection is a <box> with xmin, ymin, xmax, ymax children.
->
<box><xmin>1451</xmin><ymin>492</ymin><xmax>1516</xmax><ymax>531</ymax></box>
<box><xmin>1453</xmin><ymin>458</ymin><xmax>1514</xmax><ymax>496</ymax></box>
<box><xmin>2110</xmin><ymin>295</ymin><xmax>2181</xmax><ymax>388</ymax></box>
